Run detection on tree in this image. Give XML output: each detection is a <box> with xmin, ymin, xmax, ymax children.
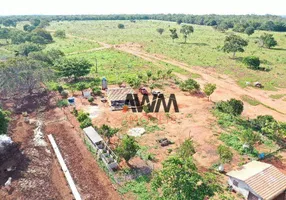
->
<box><xmin>222</xmin><ymin>34</ymin><xmax>248</xmax><ymax>58</ymax></box>
<box><xmin>146</xmin><ymin>70</ymin><xmax>152</xmax><ymax>83</ymax></box>
<box><xmin>16</xmin><ymin>42</ymin><xmax>43</xmax><ymax>56</ymax></box>
<box><xmin>180</xmin><ymin>25</ymin><xmax>194</xmax><ymax>43</ymax></box>
<box><xmin>118</xmin><ymin>24</ymin><xmax>125</xmax><ymax>29</ymax></box>
<box><xmin>0</xmin><ymin>108</ymin><xmax>10</xmax><ymax>135</ymax></box>
<box><xmin>3</xmin><ymin>19</ymin><xmax>16</xmax><ymax>27</ymax></box>
<box><xmin>169</xmin><ymin>28</ymin><xmax>179</xmax><ymax>42</ymax></box>
<box><xmin>53</xmin><ymin>57</ymin><xmax>92</xmax><ymax>80</ymax></box>
<box><xmin>99</xmin><ymin>124</ymin><xmax>119</xmax><ymax>143</ymax></box>
<box><xmin>156</xmin><ymin>28</ymin><xmax>164</xmax><ymax>35</ymax></box>
<box><xmin>0</xmin><ymin>28</ymin><xmax>10</xmax><ymax>43</ymax></box>
<box><xmin>217</xmin><ymin>145</ymin><xmax>233</xmax><ymax>164</ymax></box>
<box><xmin>32</xmin><ymin>29</ymin><xmax>53</xmax><ymax>44</ymax></box>
<box><xmin>180</xmin><ymin>78</ymin><xmax>200</xmax><ymax>94</ymax></box>
<box><xmin>0</xmin><ymin>58</ymin><xmax>51</xmax><ymax>95</ymax></box>
<box><xmin>204</xmin><ymin>83</ymin><xmax>216</xmax><ymax>101</ymax></box>
<box><xmin>240</xmin><ymin>129</ymin><xmax>260</xmax><ymax>149</ymax></box>
<box><xmin>244</xmin><ymin>26</ymin><xmax>255</xmax><ymax>36</ymax></box>
<box><xmin>30</xmin><ymin>19</ymin><xmax>41</xmax><ymax>27</ymax></box>
<box><xmin>10</xmin><ymin>31</ymin><xmax>30</xmax><ymax>44</ymax></box>
<box><xmin>116</xmin><ymin>135</ymin><xmax>139</xmax><ymax>165</ymax></box>
<box><xmin>152</xmin><ymin>156</ymin><xmax>216</xmax><ymax>199</ymax></box>
<box><xmin>116</xmin><ymin>135</ymin><xmax>139</xmax><ymax>166</ymax></box>
<box><xmin>23</xmin><ymin>24</ymin><xmax>36</xmax><ymax>32</ymax></box>
<box><xmin>29</xmin><ymin>49</ymin><xmax>64</xmax><ymax>65</ymax></box>
<box><xmin>177</xmin><ymin>19</ymin><xmax>183</xmax><ymax>25</ymax></box>
<box><xmin>242</xmin><ymin>56</ymin><xmax>260</xmax><ymax>70</ymax></box>
<box><xmin>54</xmin><ymin>30</ymin><xmax>66</xmax><ymax>39</ymax></box>
<box><xmin>259</xmin><ymin>33</ymin><xmax>277</xmax><ymax>49</ymax></box>
<box><xmin>177</xmin><ymin>139</ymin><xmax>196</xmax><ymax>159</ymax></box>
<box><xmin>216</xmin><ymin>98</ymin><xmax>244</xmax><ymax>116</ymax></box>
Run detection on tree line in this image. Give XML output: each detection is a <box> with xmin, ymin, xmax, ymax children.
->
<box><xmin>1</xmin><ymin>14</ymin><xmax>286</xmax><ymax>32</ymax></box>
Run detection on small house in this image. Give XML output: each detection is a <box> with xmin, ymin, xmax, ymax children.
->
<box><xmin>227</xmin><ymin>161</ymin><xmax>286</xmax><ymax>200</ymax></box>
<box><xmin>106</xmin><ymin>87</ymin><xmax>134</xmax><ymax>110</ymax></box>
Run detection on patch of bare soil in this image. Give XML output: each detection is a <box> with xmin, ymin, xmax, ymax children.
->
<box><xmin>115</xmin><ymin>42</ymin><xmax>286</xmax><ymax>122</ymax></box>
<box><xmin>0</xmin><ymin>113</ymin><xmax>71</xmax><ymax>200</ymax></box>
<box><xmin>44</xmin><ymin>99</ymin><xmax>120</xmax><ymax>200</ymax></box>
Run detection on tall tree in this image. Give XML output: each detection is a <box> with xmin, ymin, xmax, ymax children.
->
<box><xmin>169</xmin><ymin>28</ymin><xmax>179</xmax><ymax>42</ymax></box>
<box><xmin>222</xmin><ymin>34</ymin><xmax>248</xmax><ymax>58</ymax></box>
<box><xmin>180</xmin><ymin>25</ymin><xmax>194</xmax><ymax>43</ymax></box>
<box><xmin>244</xmin><ymin>26</ymin><xmax>255</xmax><ymax>36</ymax></box>
<box><xmin>259</xmin><ymin>33</ymin><xmax>277</xmax><ymax>49</ymax></box>
<box><xmin>0</xmin><ymin>58</ymin><xmax>51</xmax><ymax>95</ymax></box>
<box><xmin>53</xmin><ymin>57</ymin><xmax>92</xmax><ymax>80</ymax></box>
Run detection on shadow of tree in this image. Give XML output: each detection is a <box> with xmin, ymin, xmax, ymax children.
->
<box><xmin>0</xmin><ymin>142</ymin><xmax>30</xmax><ymax>186</ymax></box>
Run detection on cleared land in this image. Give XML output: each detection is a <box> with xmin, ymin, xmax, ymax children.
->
<box><xmin>48</xmin><ymin>20</ymin><xmax>286</xmax><ymax>90</ymax></box>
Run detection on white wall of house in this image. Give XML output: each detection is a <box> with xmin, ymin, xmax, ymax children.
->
<box><xmin>228</xmin><ymin>177</ymin><xmax>263</xmax><ymax>200</ymax></box>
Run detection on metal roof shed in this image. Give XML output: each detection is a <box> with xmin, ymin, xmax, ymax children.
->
<box><xmin>83</xmin><ymin>126</ymin><xmax>103</xmax><ymax>144</ymax></box>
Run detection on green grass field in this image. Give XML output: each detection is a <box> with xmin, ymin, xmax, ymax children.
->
<box><xmin>48</xmin><ymin>20</ymin><xmax>286</xmax><ymax>90</ymax></box>
<box><xmin>46</xmin><ymin>37</ymin><xmax>101</xmax><ymax>54</ymax></box>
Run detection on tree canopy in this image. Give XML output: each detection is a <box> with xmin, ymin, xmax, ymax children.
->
<box><xmin>259</xmin><ymin>33</ymin><xmax>278</xmax><ymax>49</ymax></box>
<box><xmin>152</xmin><ymin>156</ymin><xmax>217</xmax><ymax>200</ymax></box>
<box><xmin>0</xmin><ymin>108</ymin><xmax>10</xmax><ymax>135</ymax></box>
<box><xmin>169</xmin><ymin>28</ymin><xmax>179</xmax><ymax>42</ymax></box>
<box><xmin>116</xmin><ymin>135</ymin><xmax>139</xmax><ymax>164</ymax></box>
<box><xmin>53</xmin><ymin>57</ymin><xmax>92</xmax><ymax>80</ymax></box>
<box><xmin>222</xmin><ymin>34</ymin><xmax>248</xmax><ymax>58</ymax></box>
<box><xmin>0</xmin><ymin>58</ymin><xmax>51</xmax><ymax>95</ymax></box>
<box><xmin>180</xmin><ymin>25</ymin><xmax>194</xmax><ymax>43</ymax></box>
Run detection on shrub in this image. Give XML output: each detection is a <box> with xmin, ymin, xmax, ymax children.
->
<box><xmin>215</xmin><ymin>98</ymin><xmax>244</xmax><ymax>116</ymax></box>
<box><xmin>88</xmin><ymin>96</ymin><xmax>94</xmax><ymax>103</ymax></box>
<box><xmin>77</xmin><ymin>110</ymin><xmax>89</xmax><ymax>122</ymax></box>
<box><xmin>217</xmin><ymin>145</ymin><xmax>233</xmax><ymax>163</ymax></box>
<box><xmin>60</xmin><ymin>90</ymin><xmax>68</xmax><ymax>98</ymax></box>
<box><xmin>57</xmin><ymin>85</ymin><xmax>64</xmax><ymax>93</ymax></box>
<box><xmin>177</xmin><ymin>139</ymin><xmax>196</xmax><ymax>159</ymax></box>
<box><xmin>54</xmin><ymin>30</ymin><xmax>66</xmax><ymax>39</ymax></box>
<box><xmin>179</xmin><ymin>78</ymin><xmax>200</xmax><ymax>93</ymax></box>
<box><xmin>242</xmin><ymin>56</ymin><xmax>260</xmax><ymax>70</ymax></box>
<box><xmin>92</xmin><ymin>87</ymin><xmax>102</xmax><ymax>96</ymax></box>
<box><xmin>118</xmin><ymin>24</ymin><xmax>125</xmax><ymax>29</ymax></box>
<box><xmin>80</xmin><ymin>118</ymin><xmax>92</xmax><ymax>129</ymax></box>
<box><xmin>56</xmin><ymin>99</ymin><xmax>68</xmax><ymax>108</ymax></box>
<box><xmin>250</xmin><ymin>115</ymin><xmax>276</xmax><ymax>131</ymax></box>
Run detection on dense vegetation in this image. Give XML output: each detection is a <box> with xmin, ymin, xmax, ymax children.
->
<box><xmin>1</xmin><ymin>14</ymin><xmax>286</xmax><ymax>32</ymax></box>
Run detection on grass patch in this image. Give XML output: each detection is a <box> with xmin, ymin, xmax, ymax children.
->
<box><xmin>118</xmin><ymin>175</ymin><xmax>155</xmax><ymax>200</ymax></box>
<box><xmin>48</xmin><ymin>20</ymin><xmax>286</xmax><ymax>90</ymax></box>
<box><xmin>241</xmin><ymin>95</ymin><xmax>261</xmax><ymax>106</ymax></box>
<box><xmin>269</xmin><ymin>94</ymin><xmax>286</xmax><ymax>99</ymax></box>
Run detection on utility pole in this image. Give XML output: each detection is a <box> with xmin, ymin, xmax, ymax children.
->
<box><xmin>95</xmin><ymin>57</ymin><xmax>98</xmax><ymax>73</ymax></box>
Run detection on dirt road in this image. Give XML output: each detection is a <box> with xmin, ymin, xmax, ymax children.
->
<box><xmin>114</xmin><ymin>43</ymin><xmax>286</xmax><ymax>122</ymax></box>
<box><xmin>60</xmin><ymin>32</ymin><xmax>286</xmax><ymax>121</ymax></box>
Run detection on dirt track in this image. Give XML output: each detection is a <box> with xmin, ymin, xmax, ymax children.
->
<box><xmin>114</xmin><ymin>43</ymin><xmax>286</xmax><ymax>122</ymax></box>
<box><xmin>62</xmin><ymin>32</ymin><xmax>286</xmax><ymax>121</ymax></box>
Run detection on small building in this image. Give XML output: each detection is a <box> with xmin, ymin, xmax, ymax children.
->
<box><xmin>83</xmin><ymin>126</ymin><xmax>118</xmax><ymax>170</ymax></box>
<box><xmin>106</xmin><ymin>87</ymin><xmax>134</xmax><ymax>110</ymax></box>
<box><xmin>102</xmin><ymin>77</ymin><xmax>108</xmax><ymax>90</ymax></box>
<box><xmin>227</xmin><ymin>161</ymin><xmax>286</xmax><ymax>200</ymax></box>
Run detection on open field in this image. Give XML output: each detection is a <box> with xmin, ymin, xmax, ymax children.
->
<box><xmin>49</xmin><ymin>20</ymin><xmax>286</xmax><ymax>90</ymax></box>
<box><xmin>1</xmin><ymin>17</ymin><xmax>286</xmax><ymax>200</ymax></box>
